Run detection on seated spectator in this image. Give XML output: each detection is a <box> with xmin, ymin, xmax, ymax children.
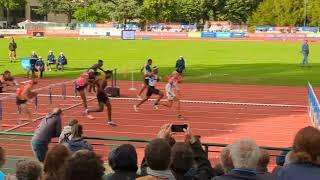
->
<box><xmin>257</xmin><ymin>149</ymin><xmax>274</xmax><ymax>179</ymax></box>
<box><xmin>56</xmin><ymin>52</ymin><xmax>67</xmax><ymax>71</ymax></box>
<box><xmin>213</xmin><ymin>138</ymin><xmax>263</xmax><ymax>180</ymax></box>
<box><xmin>0</xmin><ymin>147</ymin><xmax>5</xmax><ymax>179</ymax></box>
<box><xmin>31</xmin><ymin>108</ymin><xmax>62</xmax><ymax>162</ymax></box>
<box><xmin>219</xmin><ymin>145</ymin><xmax>234</xmax><ymax>174</ymax></box>
<box><xmin>105</xmin><ymin>144</ymin><xmax>138</xmax><ymax>180</ymax></box>
<box><xmin>58</xmin><ymin>119</ymin><xmax>78</xmax><ymax>143</ymax></box>
<box><xmin>47</xmin><ymin>50</ymin><xmax>55</xmax><ymax>71</ymax></box>
<box><xmin>66</xmin><ymin>124</ymin><xmax>93</xmax><ymax>153</ymax></box>
<box><xmin>276</xmin><ymin>126</ymin><xmax>320</xmax><ymax>180</ymax></box>
<box><xmin>43</xmin><ymin>144</ymin><xmax>71</xmax><ymax>180</ymax></box>
<box><xmin>15</xmin><ymin>160</ymin><xmax>43</xmax><ymax>180</ymax></box>
<box><xmin>175</xmin><ymin>56</ymin><xmax>186</xmax><ymax>74</ymax></box>
<box><xmin>64</xmin><ymin>150</ymin><xmax>105</xmax><ymax>180</ymax></box>
<box><xmin>137</xmin><ymin>139</ymin><xmax>175</xmax><ymax>180</ymax></box>
<box><xmin>35</xmin><ymin>56</ymin><xmax>45</xmax><ymax>79</ymax></box>
<box><xmin>28</xmin><ymin>51</ymin><xmax>38</xmax><ymax>78</ymax></box>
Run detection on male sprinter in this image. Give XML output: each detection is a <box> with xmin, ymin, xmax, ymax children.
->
<box><xmin>137</xmin><ymin>59</ymin><xmax>152</xmax><ymax>99</ymax></box>
<box><xmin>16</xmin><ymin>80</ymin><xmax>38</xmax><ymax>122</ymax></box>
<box><xmin>134</xmin><ymin>66</ymin><xmax>164</xmax><ymax>112</ymax></box>
<box><xmin>0</xmin><ymin>70</ymin><xmax>19</xmax><ymax>93</ymax></box>
<box><xmin>159</xmin><ymin>71</ymin><xmax>183</xmax><ymax>119</ymax></box>
<box><xmin>85</xmin><ymin>71</ymin><xmax>116</xmax><ymax>126</ymax></box>
<box><xmin>87</xmin><ymin>60</ymin><xmax>105</xmax><ymax>93</ymax></box>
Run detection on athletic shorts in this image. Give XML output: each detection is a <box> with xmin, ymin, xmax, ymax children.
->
<box><xmin>147</xmin><ymin>86</ymin><xmax>160</xmax><ymax>97</ymax></box>
<box><xmin>144</xmin><ymin>78</ymin><xmax>149</xmax><ymax>86</ymax></box>
<box><xmin>75</xmin><ymin>86</ymin><xmax>86</xmax><ymax>92</ymax></box>
<box><xmin>97</xmin><ymin>92</ymin><xmax>109</xmax><ymax>103</ymax></box>
<box><xmin>16</xmin><ymin>98</ymin><xmax>28</xmax><ymax>106</ymax></box>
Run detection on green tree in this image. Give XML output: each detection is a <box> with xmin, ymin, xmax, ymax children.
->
<box><xmin>308</xmin><ymin>0</ymin><xmax>320</xmax><ymax>26</ymax></box>
<box><xmin>106</xmin><ymin>0</ymin><xmax>141</xmax><ymax>27</ymax></box>
<box><xmin>0</xmin><ymin>0</ymin><xmax>26</xmax><ymax>27</ymax></box>
<box><xmin>74</xmin><ymin>0</ymin><xmax>110</xmax><ymax>22</ymax></box>
<box><xmin>142</xmin><ymin>0</ymin><xmax>178</xmax><ymax>22</ymax></box>
<box><xmin>37</xmin><ymin>0</ymin><xmax>84</xmax><ymax>23</ymax></box>
<box><xmin>224</xmin><ymin>0</ymin><xmax>262</xmax><ymax>23</ymax></box>
<box><xmin>176</xmin><ymin>0</ymin><xmax>204</xmax><ymax>23</ymax></box>
<box><xmin>249</xmin><ymin>0</ymin><xmax>305</xmax><ymax>26</ymax></box>
<box><xmin>202</xmin><ymin>0</ymin><xmax>226</xmax><ymax>21</ymax></box>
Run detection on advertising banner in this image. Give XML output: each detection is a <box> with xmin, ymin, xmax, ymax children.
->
<box><xmin>0</xmin><ymin>29</ymin><xmax>27</xmax><ymax>35</ymax></box>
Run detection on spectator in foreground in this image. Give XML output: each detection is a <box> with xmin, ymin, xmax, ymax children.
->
<box><xmin>219</xmin><ymin>145</ymin><xmax>234</xmax><ymax>175</ymax></box>
<box><xmin>56</xmin><ymin>52</ymin><xmax>67</xmax><ymax>71</ymax></box>
<box><xmin>137</xmin><ymin>139</ymin><xmax>175</xmax><ymax>180</ymax></box>
<box><xmin>31</xmin><ymin>108</ymin><xmax>62</xmax><ymax>162</ymax></box>
<box><xmin>213</xmin><ymin>138</ymin><xmax>262</xmax><ymax>180</ymax></box>
<box><xmin>15</xmin><ymin>160</ymin><xmax>43</xmax><ymax>180</ymax></box>
<box><xmin>47</xmin><ymin>50</ymin><xmax>56</xmax><ymax>71</ymax></box>
<box><xmin>105</xmin><ymin>144</ymin><xmax>138</xmax><ymax>180</ymax></box>
<box><xmin>171</xmin><ymin>127</ymin><xmax>215</xmax><ymax>180</ymax></box>
<box><xmin>257</xmin><ymin>149</ymin><xmax>274</xmax><ymax>179</ymax></box>
<box><xmin>66</xmin><ymin>124</ymin><xmax>93</xmax><ymax>153</ymax></box>
<box><xmin>64</xmin><ymin>150</ymin><xmax>105</xmax><ymax>180</ymax></box>
<box><xmin>43</xmin><ymin>144</ymin><xmax>71</xmax><ymax>180</ymax></box>
<box><xmin>276</xmin><ymin>126</ymin><xmax>320</xmax><ymax>180</ymax></box>
<box><xmin>58</xmin><ymin>119</ymin><xmax>78</xmax><ymax>143</ymax></box>
<box><xmin>175</xmin><ymin>56</ymin><xmax>185</xmax><ymax>75</ymax></box>
<box><xmin>0</xmin><ymin>147</ymin><xmax>5</xmax><ymax>179</ymax></box>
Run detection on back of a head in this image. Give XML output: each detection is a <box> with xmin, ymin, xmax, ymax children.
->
<box><xmin>230</xmin><ymin>138</ymin><xmax>260</xmax><ymax>170</ymax></box>
<box><xmin>98</xmin><ymin>60</ymin><xmax>103</xmax><ymax>64</ymax></box>
<box><xmin>68</xmin><ymin>119</ymin><xmax>78</xmax><ymax>126</ymax></box>
<box><xmin>44</xmin><ymin>144</ymin><xmax>70</xmax><ymax>177</ymax></box>
<box><xmin>171</xmin><ymin>142</ymin><xmax>194</xmax><ymax>175</ymax></box>
<box><xmin>292</xmin><ymin>126</ymin><xmax>320</xmax><ymax>162</ymax></box>
<box><xmin>16</xmin><ymin>160</ymin><xmax>43</xmax><ymax>180</ymax></box>
<box><xmin>64</xmin><ymin>150</ymin><xmax>105</xmax><ymax>180</ymax></box>
<box><xmin>145</xmin><ymin>139</ymin><xmax>171</xmax><ymax>171</ymax></box>
<box><xmin>258</xmin><ymin>148</ymin><xmax>270</xmax><ymax>170</ymax></box>
<box><xmin>108</xmin><ymin>144</ymin><xmax>138</xmax><ymax>172</ymax></box>
<box><xmin>220</xmin><ymin>145</ymin><xmax>234</xmax><ymax>174</ymax></box>
<box><xmin>71</xmin><ymin>124</ymin><xmax>83</xmax><ymax>138</ymax></box>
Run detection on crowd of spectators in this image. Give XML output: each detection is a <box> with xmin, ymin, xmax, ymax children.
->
<box><xmin>0</xmin><ymin>109</ymin><xmax>320</xmax><ymax>180</ymax></box>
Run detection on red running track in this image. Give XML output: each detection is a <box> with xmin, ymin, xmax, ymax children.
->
<box><xmin>0</xmin><ymin>77</ymin><xmax>310</xmax><ymax>164</ymax></box>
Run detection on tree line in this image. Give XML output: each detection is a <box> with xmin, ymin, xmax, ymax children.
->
<box><xmin>1</xmin><ymin>0</ymin><xmax>320</xmax><ymax>27</ymax></box>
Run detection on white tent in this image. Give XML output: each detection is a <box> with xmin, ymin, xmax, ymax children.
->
<box><xmin>17</xmin><ymin>19</ymin><xmax>32</xmax><ymax>29</ymax></box>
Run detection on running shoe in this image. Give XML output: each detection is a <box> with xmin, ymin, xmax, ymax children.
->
<box><xmin>153</xmin><ymin>103</ymin><xmax>159</xmax><ymax>110</ymax></box>
<box><xmin>84</xmin><ymin>109</ymin><xmax>95</xmax><ymax>119</ymax></box>
<box><xmin>108</xmin><ymin>121</ymin><xmax>117</xmax><ymax>126</ymax></box>
<box><xmin>133</xmin><ymin>105</ymin><xmax>139</xmax><ymax>112</ymax></box>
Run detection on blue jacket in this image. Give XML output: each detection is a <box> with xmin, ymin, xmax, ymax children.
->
<box><xmin>67</xmin><ymin>137</ymin><xmax>93</xmax><ymax>153</ymax></box>
<box><xmin>58</xmin><ymin>55</ymin><xmax>67</xmax><ymax>65</ymax></box>
<box><xmin>47</xmin><ymin>54</ymin><xmax>55</xmax><ymax>63</ymax></box>
<box><xmin>302</xmin><ymin>43</ymin><xmax>309</xmax><ymax>53</ymax></box>
<box><xmin>176</xmin><ymin>59</ymin><xmax>185</xmax><ymax>72</ymax></box>
<box><xmin>276</xmin><ymin>162</ymin><xmax>320</xmax><ymax>180</ymax></box>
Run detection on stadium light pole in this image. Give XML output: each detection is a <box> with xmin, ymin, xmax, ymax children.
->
<box><xmin>303</xmin><ymin>0</ymin><xmax>307</xmax><ymax>27</ymax></box>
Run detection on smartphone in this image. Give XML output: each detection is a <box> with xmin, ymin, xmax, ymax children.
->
<box><xmin>171</xmin><ymin>124</ymin><xmax>188</xmax><ymax>132</ymax></box>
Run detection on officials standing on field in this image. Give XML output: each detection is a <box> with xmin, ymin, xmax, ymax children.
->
<box><xmin>301</xmin><ymin>40</ymin><xmax>309</xmax><ymax>65</ymax></box>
